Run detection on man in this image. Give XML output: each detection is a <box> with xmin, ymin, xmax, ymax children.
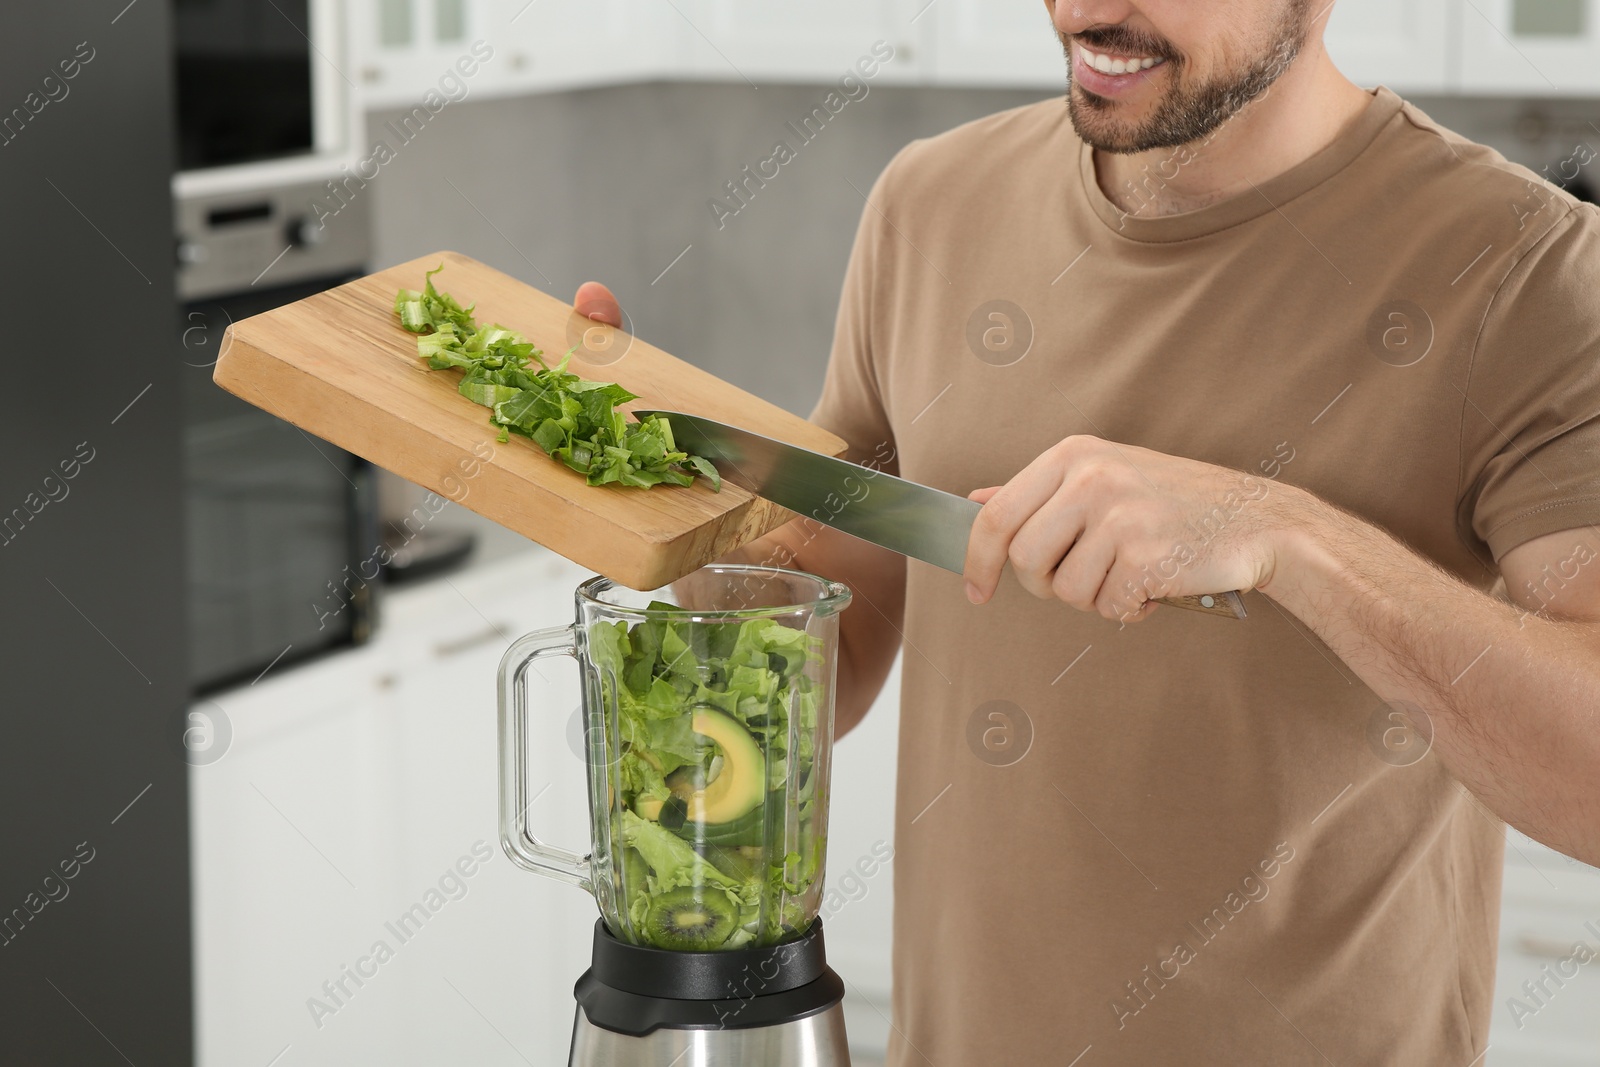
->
<box><xmin>576</xmin><ymin>0</ymin><xmax>1600</xmax><ymax>1061</ymax></box>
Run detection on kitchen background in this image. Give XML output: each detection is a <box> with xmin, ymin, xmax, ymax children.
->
<box><xmin>3</xmin><ymin>1</ymin><xmax>1598</xmax><ymax>1064</ymax></box>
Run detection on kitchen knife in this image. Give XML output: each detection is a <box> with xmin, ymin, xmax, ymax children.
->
<box><xmin>637</xmin><ymin>410</ymin><xmax>1248</xmax><ymax>620</ymax></box>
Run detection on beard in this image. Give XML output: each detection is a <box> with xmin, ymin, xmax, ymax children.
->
<box><xmin>1065</xmin><ymin>2</ymin><xmax>1312</xmax><ymax>154</ymax></box>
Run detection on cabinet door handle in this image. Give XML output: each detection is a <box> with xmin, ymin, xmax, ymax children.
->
<box><xmin>1515</xmin><ymin>934</ymin><xmax>1595</xmax><ymax>961</ymax></box>
<box><xmin>433</xmin><ymin>623</ymin><xmax>512</xmax><ymax>658</ymax></box>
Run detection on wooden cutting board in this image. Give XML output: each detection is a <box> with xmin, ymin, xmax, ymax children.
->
<box><xmin>213</xmin><ymin>251</ymin><xmax>846</xmax><ymax>590</ymax></box>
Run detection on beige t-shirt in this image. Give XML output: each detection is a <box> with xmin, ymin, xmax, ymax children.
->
<box><xmin>812</xmin><ymin>87</ymin><xmax>1600</xmax><ymax>1065</ymax></box>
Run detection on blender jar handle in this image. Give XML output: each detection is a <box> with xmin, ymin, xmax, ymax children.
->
<box><xmin>498</xmin><ymin>624</ymin><xmax>593</xmax><ymax>894</ymax></box>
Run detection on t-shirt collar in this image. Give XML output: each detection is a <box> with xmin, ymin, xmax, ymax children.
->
<box><xmin>1077</xmin><ymin>86</ymin><xmax>1404</xmax><ymax>242</ymax></box>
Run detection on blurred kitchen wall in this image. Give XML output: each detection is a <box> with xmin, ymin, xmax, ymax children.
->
<box><xmin>367</xmin><ymin>83</ymin><xmax>1600</xmax><ymax>416</ymax></box>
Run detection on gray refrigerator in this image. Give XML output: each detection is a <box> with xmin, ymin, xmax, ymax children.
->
<box><xmin>0</xmin><ymin>1</ymin><xmax>193</xmax><ymax>1061</ymax></box>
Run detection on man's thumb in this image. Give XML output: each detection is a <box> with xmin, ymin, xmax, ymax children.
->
<box><xmin>574</xmin><ymin>281</ymin><xmax>623</xmax><ymax>328</ymax></box>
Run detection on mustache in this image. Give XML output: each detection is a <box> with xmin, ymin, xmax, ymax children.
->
<box><xmin>1070</xmin><ymin>25</ymin><xmax>1180</xmax><ymax>62</ymax></box>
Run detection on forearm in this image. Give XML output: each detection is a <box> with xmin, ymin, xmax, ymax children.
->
<box><xmin>720</xmin><ymin>518</ymin><xmax>904</xmax><ymax>737</ymax></box>
<box><xmin>1259</xmin><ymin>490</ymin><xmax>1600</xmax><ymax>862</ymax></box>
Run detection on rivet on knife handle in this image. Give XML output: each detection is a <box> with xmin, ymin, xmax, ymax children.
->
<box><xmin>1155</xmin><ymin>591</ymin><xmax>1248</xmax><ymax>619</ymax></box>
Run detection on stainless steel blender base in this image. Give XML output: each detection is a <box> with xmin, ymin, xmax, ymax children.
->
<box><xmin>569</xmin><ymin>1002</ymin><xmax>851</xmax><ymax>1067</ymax></box>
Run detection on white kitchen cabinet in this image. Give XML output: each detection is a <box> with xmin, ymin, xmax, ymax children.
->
<box><xmin>192</xmin><ymin>547</ymin><xmax>597</xmax><ymax>1066</ymax></box>
<box><xmin>350</xmin><ymin>0</ymin><xmax>496</xmax><ymax>107</ymax></box>
<box><xmin>677</xmin><ymin>0</ymin><xmax>924</xmax><ymax>85</ymax></box>
<box><xmin>190</xmin><ymin>642</ymin><xmax>412</xmax><ymax>1066</ymax></box>
<box><xmin>350</xmin><ymin>0</ymin><xmax>675</xmax><ymax>109</ymax></box>
<box><xmin>1458</xmin><ymin>0</ymin><xmax>1600</xmax><ymax>95</ymax></box>
<box><xmin>1325</xmin><ymin>0</ymin><xmax>1453</xmax><ymax>93</ymax></box>
<box><xmin>926</xmin><ymin>0</ymin><xmax>1067</xmax><ymax>88</ymax></box>
<box><xmin>488</xmin><ymin>0</ymin><xmax>678</xmax><ymax>95</ymax></box>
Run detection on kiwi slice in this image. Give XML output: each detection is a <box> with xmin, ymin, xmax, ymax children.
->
<box><xmin>644</xmin><ymin>886</ymin><xmax>739</xmax><ymax>951</ymax></box>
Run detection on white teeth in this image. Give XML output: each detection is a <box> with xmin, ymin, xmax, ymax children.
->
<box><xmin>1079</xmin><ymin>44</ymin><xmax>1163</xmax><ymax>75</ymax></box>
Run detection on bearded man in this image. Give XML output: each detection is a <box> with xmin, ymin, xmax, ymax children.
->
<box><xmin>575</xmin><ymin>2</ymin><xmax>1600</xmax><ymax>1061</ymax></box>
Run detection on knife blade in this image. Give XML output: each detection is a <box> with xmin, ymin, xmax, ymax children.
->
<box><xmin>639</xmin><ymin>410</ymin><xmax>1247</xmax><ymax>620</ymax></box>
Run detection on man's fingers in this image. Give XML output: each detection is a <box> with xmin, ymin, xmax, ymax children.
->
<box><xmin>1049</xmin><ymin>530</ymin><xmax>1114</xmax><ymax>612</ymax></box>
<box><xmin>1113</xmin><ymin>600</ymin><xmax>1160</xmax><ymax>625</ymax></box>
<box><xmin>1007</xmin><ymin>495</ymin><xmax>1088</xmax><ymax>601</ymax></box>
<box><xmin>963</xmin><ymin>464</ymin><xmax>1066</xmax><ymax>604</ymax></box>
<box><xmin>963</xmin><ymin>486</ymin><xmax>1004</xmax><ymax>602</ymax></box>
<box><xmin>1096</xmin><ymin>559</ymin><xmax>1161</xmax><ymax>623</ymax></box>
<box><xmin>574</xmin><ymin>281</ymin><xmax>622</xmax><ymax>327</ymax></box>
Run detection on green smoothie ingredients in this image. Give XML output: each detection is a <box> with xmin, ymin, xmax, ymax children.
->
<box><xmin>589</xmin><ymin>605</ymin><xmax>826</xmax><ymax>950</ymax></box>
<box><xmin>394</xmin><ymin>267</ymin><xmax>720</xmax><ymax>490</ymax></box>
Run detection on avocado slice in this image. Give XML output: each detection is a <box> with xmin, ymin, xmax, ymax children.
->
<box><xmin>683</xmin><ymin>707</ymin><xmax>766</xmax><ymax>825</ymax></box>
<box><xmin>671</xmin><ymin>795</ymin><xmax>779</xmax><ymax>847</ymax></box>
<box><xmin>633</xmin><ymin>707</ymin><xmax>765</xmax><ymax>828</ymax></box>
<box><xmin>634</xmin><ymin>794</ymin><xmax>665</xmax><ymax>821</ymax></box>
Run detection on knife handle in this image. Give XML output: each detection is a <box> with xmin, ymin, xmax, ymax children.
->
<box><xmin>1155</xmin><ymin>590</ymin><xmax>1249</xmax><ymax>619</ymax></box>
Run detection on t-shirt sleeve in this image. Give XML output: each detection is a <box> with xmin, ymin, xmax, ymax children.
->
<box><xmin>808</xmin><ymin>149</ymin><xmax>907</xmax><ymax>474</ymax></box>
<box><xmin>1460</xmin><ymin>202</ymin><xmax>1600</xmax><ymax>562</ymax></box>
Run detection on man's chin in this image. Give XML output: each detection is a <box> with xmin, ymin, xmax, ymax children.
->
<box><xmin>1067</xmin><ymin>88</ymin><xmax>1158</xmax><ymax>155</ymax></box>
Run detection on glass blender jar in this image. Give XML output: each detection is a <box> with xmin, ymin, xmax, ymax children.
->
<box><xmin>499</xmin><ymin>564</ymin><xmax>854</xmax><ymax>1065</ymax></box>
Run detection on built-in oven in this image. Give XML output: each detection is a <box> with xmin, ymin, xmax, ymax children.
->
<box><xmin>173</xmin><ymin>0</ymin><xmax>365</xmax><ymax>300</ymax></box>
<box><xmin>173</xmin><ymin>0</ymin><xmax>379</xmax><ymax>692</ymax></box>
<box><xmin>180</xmin><ymin>279</ymin><xmax>380</xmax><ymax>693</ymax></box>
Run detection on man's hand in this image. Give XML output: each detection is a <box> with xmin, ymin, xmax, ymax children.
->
<box><xmin>962</xmin><ymin>435</ymin><xmax>1305</xmax><ymax>620</ymax></box>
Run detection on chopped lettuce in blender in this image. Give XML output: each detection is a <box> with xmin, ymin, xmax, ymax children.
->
<box><xmin>588</xmin><ymin>605</ymin><xmax>826</xmax><ymax>951</ymax></box>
